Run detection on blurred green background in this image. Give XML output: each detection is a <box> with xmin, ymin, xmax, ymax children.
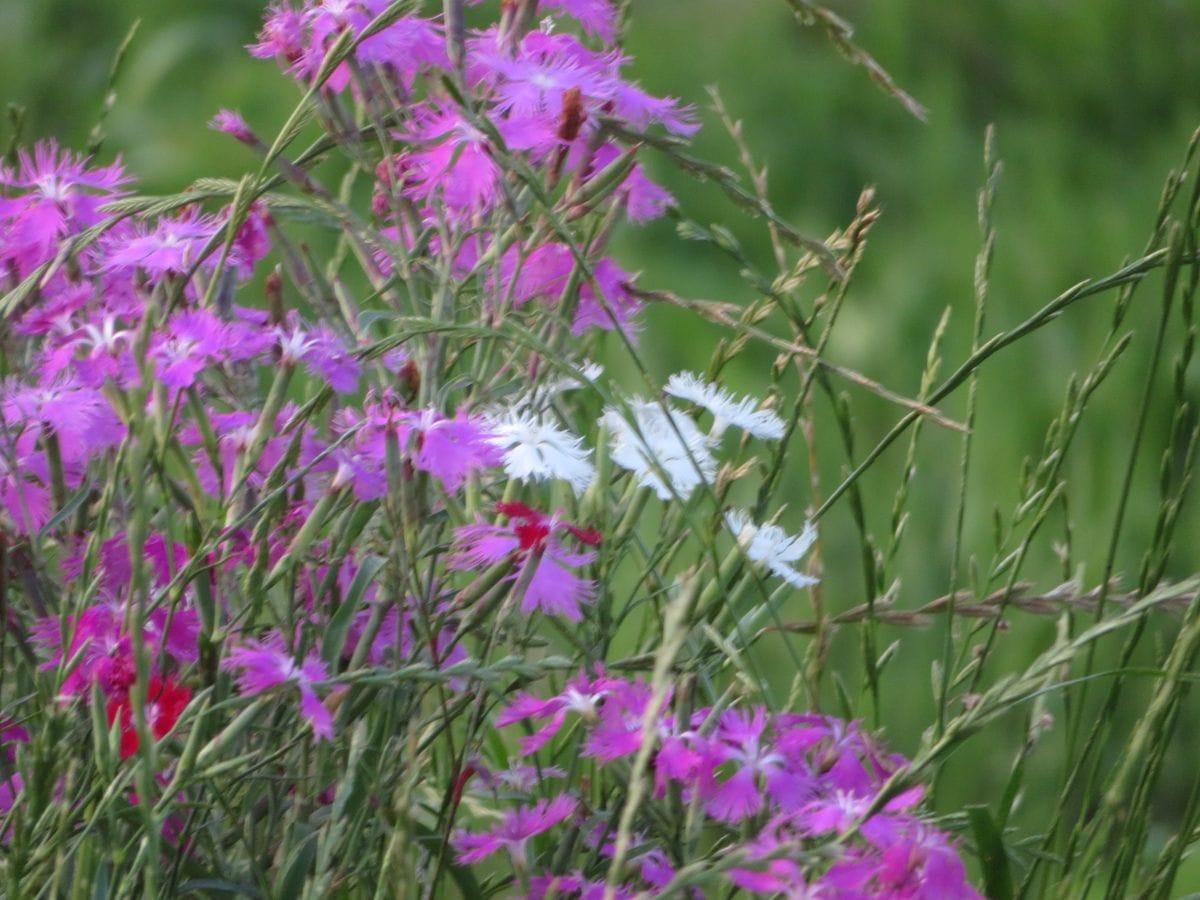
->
<box><xmin>4</xmin><ymin>0</ymin><xmax>1200</xmax><ymax>888</ymax></box>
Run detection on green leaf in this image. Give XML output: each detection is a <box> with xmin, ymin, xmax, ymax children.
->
<box><xmin>323</xmin><ymin>554</ymin><xmax>386</xmax><ymax>666</ymax></box>
<box><xmin>967</xmin><ymin>805</ymin><xmax>1013</xmax><ymax>900</ymax></box>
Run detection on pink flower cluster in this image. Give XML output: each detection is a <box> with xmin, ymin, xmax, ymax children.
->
<box><xmin>447</xmin><ymin>673</ymin><xmax>983</xmax><ymax>897</ymax></box>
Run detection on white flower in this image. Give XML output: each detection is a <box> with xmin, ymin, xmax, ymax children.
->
<box><xmin>725</xmin><ymin>509</ymin><xmax>818</xmax><ymax>588</ymax></box>
<box><xmin>664</xmin><ymin>371</ymin><xmax>785</xmax><ymax>440</ymax></box>
<box><xmin>601</xmin><ymin>401</ymin><xmax>717</xmax><ymax>501</ymax></box>
<box><xmin>489</xmin><ymin>409</ymin><xmax>596</xmax><ymax>494</ymax></box>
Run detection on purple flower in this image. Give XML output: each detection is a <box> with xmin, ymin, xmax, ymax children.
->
<box><xmin>2</xmin><ymin>376</ymin><xmax>125</xmax><ymax>471</ymax></box>
<box><xmin>276</xmin><ymin>319</ymin><xmax>361</xmax><ymax>392</ymax></box>
<box><xmin>451</xmin><ymin>795</ymin><xmax>577</xmax><ymax>869</ymax></box>
<box><xmin>223</xmin><ymin>633</ymin><xmax>334</xmax><ymax>741</ymax></box>
<box><xmin>450</xmin><ymin>502</ymin><xmax>599</xmax><ymax>620</ymax></box>
<box><xmin>100</xmin><ymin>213</ymin><xmax>221</xmax><ymax>280</ymax></box>
<box><xmin>151</xmin><ymin>310</ymin><xmax>231</xmax><ymax>391</ymax></box>
<box><xmin>399</xmin><ymin>104</ymin><xmax>502</xmax><ymax>220</ymax></box>
<box><xmin>0</xmin><ymin>141</ymin><xmax>130</xmax><ymax>273</ymax></box>
<box><xmin>571</xmin><ymin>257</ymin><xmax>642</xmax><ymax>336</ymax></box>
<box><xmin>697</xmin><ymin>707</ymin><xmax>810</xmax><ymax>823</ymax></box>
<box><xmin>395</xmin><ymin>407</ymin><xmax>502</xmax><ymax>493</ymax></box>
<box><xmin>496</xmin><ymin>670</ymin><xmax>615</xmax><ymax>754</ymax></box>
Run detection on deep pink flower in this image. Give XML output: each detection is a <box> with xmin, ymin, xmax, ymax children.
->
<box><xmin>223</xmin><ymin>633</ymin><xmax>334</xmax><ymax>741</ymax></box>
<box><xmin>399</xmin><ymin>104</ymin><xmax>502</xmax><ymax>220</ymax></box>
<box><xmin>0</xmin><ymin>141</ymin><xmax>130</xmax><ymax>273</ymax></box>
<box><xmin>451</xmin><ymin>794</ymin><xmax>577</xmax><ymax>868</ymax></box>
<box><xmin>450</xmin><ymin>502</ymin><xmax>599</xmax><ymax>620</ymax></box>
<box><xmin>496</xmin><ymin>670</ymin><xmax>615</xmax><ymax>754</ymax></box>
<box><xmin>29</xmin><ymin>602</ymin><xmax>186</xmax><ymax>701</ymax></box>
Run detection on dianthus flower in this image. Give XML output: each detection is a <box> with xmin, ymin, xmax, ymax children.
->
<box><xmin>223</xmin><ymin>633</ymin><xmax>334</xmax><ymax>741</ymax></box>
<box><xmin>106</xmin><ymin>674</ymin><xmax>193</xmax><ymax>759</ymax></box>
<box><xmin>451</xmin><ymin>795</ymin><xmax>577</xmax><ymax>869</ymax></box>
<box><xmin>450</xmin><ymin>501</ymin><xmax>600</xmax><ymax>621</ymax></box>
<box><xmin>725</xmin><ymin>510</ymin><xmax>819</xmax><ymax>589</ymax></box>
<box><xmin>487</xmin><ymin>408</ymin><xmax>596</xmax><ymax>494</ymax></box>
<box><xmin>0</xmin><ymin>141</ymin><xmax>130</xmax><ymax>273</ymax></box>
<box><xmin>601</xmin><ymin>400</ymin><xmax>716</xmax><ymax>500</ymax></box>
<box><xmin>665</xmin><ymin>371</ymin><xmax>786</xmax><ymax>439</ymax></box>
<box><xmin>497</xmin><ymin>670</ymin><xmax>616</xmax><ymax>754</ymax></box>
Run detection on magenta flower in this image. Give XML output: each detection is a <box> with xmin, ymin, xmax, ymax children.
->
<box><xmin>570</xmin><ymin>257</ymin><xmax>642</xmax><ymax>335</ymax></box>
<box><xmin>223</xmin><ymin>633</ymin><xmax>335</xmax><ymax>741</ymax></box>
<box><xmin>276</xmin><ymin>319</ymin><xmax>361</xmax><ymax>393</ymax></box>
<box><xmin>496</xmin><ymin>670</ymin><xmax>615</xmax><ymax>754</ymax></box>
<box><xmin>450</xmin><ymin>502</ymin><xmax>600</xmax><ymax>621</ymax></box>
<box><xmin>451</xmin><ymin>794</ymin><xmax>577</xmax><ymax>869</ymax></box>
<box><xmin>32</xmin><ymin>599</ymin><xmax>198</xmax><ymax>702</ymax></box>
<box><xmin>399</xmin><ymin>408</ymin><xmax>503</xmax><ymax>493</ymax></box>
<box><xmin>0</xmin><ymin>141</ymin><xmax>130</xmax><ymax>273</ymax></box>
<box><xmin>399</xmin><ymin>104</ymin><xmax>502</xmax><ymax>220</ymax></box>
<box><xmin>101</xmin><ymin>213</ymin><xmax>222</xmax><ymax>280</ymax></box>
<box><xmin>0</xmin><ymin>431</ymin><xmax>52</xmax><ymax>534</ymax></box>
<box><xmin>210</xmin><ymin>109</ymin><xmax>257</xmax><ymax>145</ymax></box>
<box><xmin>586</xmin><ymin>144</ymin><xmax>674</xmax><ymax>224</ymax></box>
<box><xmin>248</xmin><ymin>3</ymin><xmax>307</xmax><ymax>66</ymax></box>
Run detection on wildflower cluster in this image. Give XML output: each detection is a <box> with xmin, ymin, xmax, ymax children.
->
<box><xmin>454</xmin><ymin>673</ymin><xmax>981</xmax><ymax>896</ymax></box>
<box><xmin>0</xmin><ymin>0</ymin><xmax>985</xmax><ymax>895</ymax></box>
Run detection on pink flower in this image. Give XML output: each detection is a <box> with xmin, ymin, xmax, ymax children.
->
<box><xmin>399</xmin><ymin>408</ymin><xmax>503</xmax><ymax>493</ymax></box>
<box><xmin>571</xmin><ymin>257</ymin><xmax>641</xmax><ymax>335</ymax></box>
<box><xmin>276</xmin><ymin>319</ymin><xmax>361</xmax><ymax>393</ymax></box>
<box><xmin>101</xmin><ymin>214</ymin><xmax>222</xmax><ymax>280</ymax></box>
<box><xmin>399</xmin><ymin>104</ymin><xmax>502</xmax><ymax>220</ymax></box>
<box><xmin>450</xmin><ymin>502</ymin><xmax>599</xmax><ymax>621</ymax></box>
<box><xmin>0</xmin><ymin>141</ymin><xmax>130</xmax><ymax>273</ymax></box>
<box><xmin>451</xmin><ymin>795</ymin><xmax>577</xmax><ymax>868</ymax></box>
<box><xmin>496</xmin><ymin>670</ymin><xmax>615</xmax><ymax>754</ymax></box>
<box><xmin>223</xmin><ymin>633</ymin><xmax>335</xmax><ymax>741</ymax></box>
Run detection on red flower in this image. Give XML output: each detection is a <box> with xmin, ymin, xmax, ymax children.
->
<box><xmin>106</xmin><ymin>675</ymin><xmax>192</xmax><ymax>760</ymax></box>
